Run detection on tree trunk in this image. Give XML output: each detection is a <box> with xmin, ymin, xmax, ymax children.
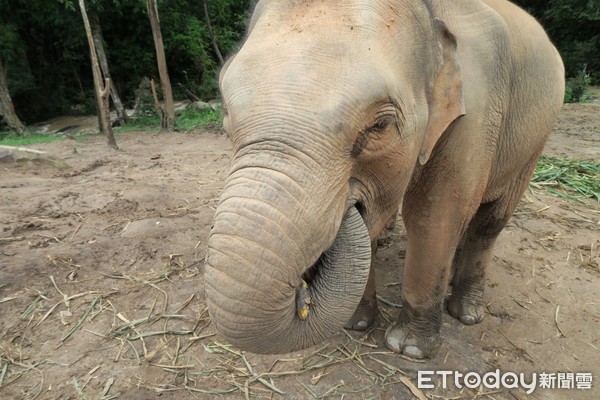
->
<box><xmin>78</xmin><ymin>0</ymin><xmax>117</xmax><ymax>149</ymax></box>
<box><xmin>203</xmin><ymin>0</ymin><xmax>224</xmax><ymax>66</ymax></box>
<box><xmin>90</xmin><ymin>11</ymin><xmax>129</xmax><ymax>125</ymax></box>
<box><xmin>150</xmin><ymin>79</ymin><xmax>167</xmax><ymax>127</ymax></box>
<box><xmin>0</xmin><ymin>58</ymin><xmax>29</xmax><ymax>135</ymax></box>
<box><xmin>147</xmin><ymin>0</ymin><xmax>176</xmax><ymax>131</ymax></box>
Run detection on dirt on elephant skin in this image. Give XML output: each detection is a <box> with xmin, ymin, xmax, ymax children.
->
<box><xmin>0</xmin><ymin>102</ymin><xmax>598</xmax><ymax>400</ymax></box>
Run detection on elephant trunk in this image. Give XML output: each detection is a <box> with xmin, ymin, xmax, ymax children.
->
<box><xmin>205</xmin><ymin>160</ymin><xmax>371</xmax><ymax>354</ymax></box>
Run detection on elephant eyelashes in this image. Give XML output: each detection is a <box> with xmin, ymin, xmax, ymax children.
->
<box><xmin>368</xmin><ymin>115</ymin><xmax>395</xmax><ymax>133</ymax></box>
<box><xmin>351</xmin><ymin>115</ymin><xmax>397</xmax><ymax>157</ymax></box>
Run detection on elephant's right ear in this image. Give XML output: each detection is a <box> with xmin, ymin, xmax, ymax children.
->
<box><xmin>419</xmin><ymin>18</ymin><xmax>466</xmax><ymax>165</ymax></box>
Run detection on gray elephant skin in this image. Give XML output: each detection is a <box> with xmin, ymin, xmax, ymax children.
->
<box><xmin>204</xmin><ymin>0</ymin><xmax>564</xmax><ymax>358</ymax></box>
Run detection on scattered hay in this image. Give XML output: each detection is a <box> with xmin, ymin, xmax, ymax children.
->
<box><xmin>20</xmin><ymin>290</ymin><xmax>48</xmax><ymax>319</ymax></box>
<box><xmin>60</xmin><ymin>296</ymin><xmax>100</xmax><ymax>343</ymax></box>
<box><xmin>178</xmin><ymin>338</ymin><xmax>411</xmax><ymax>398</ymax></box>
<box><xmin>0</xmin><ymin>356</ymin><xmax>45</xmax><ymax>399</ymax></box>
<box><xmin>576</xmin><ymin>243</ymin><xmax>600</xmax><ymax>275</ymax></box>
<box><xmin>531</xmin><ymin>156</ymin><xmax>600</xmax><ymax>203</ymax></box>
<box><xmin>3</xmin><ymin>258</ymin><xmax>429</xmax><ymax>398</ymax></box>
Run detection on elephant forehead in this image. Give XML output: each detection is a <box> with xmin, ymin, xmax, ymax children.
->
<box><xmin>225</xmin><ymin>24</ymin><xmax>389</xmax><ymax>82</ymax></box>
<box><xmin>253</xmin><ymin>0</ymin><xmax>406</xmax><ymax>33</ymax></box>
<box><xmin>222</xmin><ymin>41</ymin><xmax>394</xmax><ymax>123</ymax></box>
<box><xmin>245</xmin><ymin>5</ymin><xmax>402</xmax><ymax>62</ymax></box>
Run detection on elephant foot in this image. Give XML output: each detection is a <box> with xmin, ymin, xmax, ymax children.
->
<box><xmin>344</xmin><ymin>295</ymin><xmax>378</xmax><ymax>331</ymax></box>
<box><xmin>446</xmin><ymin>285</ymin><xmax>485</xmax><ymax>325</ymax></box>
<box><xmin>384</xmin><ymin>303</ymin><xmax>441</xmax><ymax>359</ymax></box>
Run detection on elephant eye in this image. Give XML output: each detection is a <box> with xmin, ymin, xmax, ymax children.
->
<box><xmin>351</xmin><ymin>115</ymin><xmax>396</xmax><ymax>157</ymax></box>
<box><xmin>366</xmin><ymin>115</ymin><xmax>395</xmax><ymax>134</ymax></box>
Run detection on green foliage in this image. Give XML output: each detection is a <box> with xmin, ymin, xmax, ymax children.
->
<box><xmin>531</xmin><ymin>156</ymin><xmax>600</xmax><ymax>202</ymax></box>
<box><xmin>157</xmin><ymin>0</ymin><xmax>251</xmax><ymax>99</ymax></box>
<box><xmin>117</xmin><ymin>107</ymin><xmax>222</xmax><ymax>133</ymax></box>
<box><xmin>564</xmin><ymin>67</ymin><xmax>592</xmax><ymax>103</ymax></box>
<box><xmin>117</xmin><ymin>113</ymin><xmax>161</xmax><ymax>133</ymax></box>
<box><xmin>163</xmin><ymin>8</ymin><xmax>218</xmax><ymax>99</ymax></box>
<box><xmin>513</xmin><ymin>0</ymin><xmax>600</xmax><ymax>84</ymax></box>
<box><xmin>0</xmin><ymin>131</ymin><xmax>65</xmax><ymax>146</ymax></box>
<box><xmin>0</xmin><ymin>22</ymin><xmax>21</xmax><ymax>60</ymax></box>
<box><xmin>1</xmin><ymin>106</ymin><xmax>222</xmax><ymax>144</ymax></box>
<box><xmin>0</xmin><ymin>0</ymin><xmax>88</xmax><ymax>121</ymax></box>
<box><xmin>1</xmin><ymin>0</ymin><xmax>251</xmax><ymax>125</ymax></box>
<box><xmin>176</xmin><ymin>108</ymin><xmax>223</xmax><ymax>131</ymax></box>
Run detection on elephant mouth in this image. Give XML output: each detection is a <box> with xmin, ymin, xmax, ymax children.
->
<box><xmin>301</xmin><ymin>203</ymin><xmax>368</xmax><ymax>284</ymax></box>
<box><xmin>297</xmin><ymin>204</ymin><xmax>371</xmax><ymax>321</ymax></box>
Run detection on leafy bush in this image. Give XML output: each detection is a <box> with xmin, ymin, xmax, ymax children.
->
<box><xmin>117</xmin><ymin>106</ymin><xmax>222</xmax><ymax>133</ymax></box>
<box><xmin>117</xmin><ymin>113</ymin><xmax>161</xmax><ymax>133</ymax></box>
<box><xmin>176</xmin><ymin>107</ymin><xmax>223</xmax><ymax>131</ymax></box>
<box><xmin>564</xmin><ymin>68</ymin><xmax>592</xmax><ymax>103</ymax></box>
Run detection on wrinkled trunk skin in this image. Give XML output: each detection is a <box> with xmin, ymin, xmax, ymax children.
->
<box><xmin>205</xmin><ymin>155</ymin><xmax>371</xmax><ymax>354</ymax></box>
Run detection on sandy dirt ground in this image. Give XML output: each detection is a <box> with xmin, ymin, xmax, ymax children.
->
<box><xmin>0</xmin><ymin>103</ymin><xmax>598</xmax><ymax>399</ymax></box>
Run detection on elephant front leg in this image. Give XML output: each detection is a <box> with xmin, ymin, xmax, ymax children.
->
<box><xmin>384</xmin><ymin>209</ymin><xmax>466</xmax><ymax>358</ymax></box>
<box><xmin>384</xmin><ymin>251</ymin><xmax>450</xmax><ymax>358</ymax></box>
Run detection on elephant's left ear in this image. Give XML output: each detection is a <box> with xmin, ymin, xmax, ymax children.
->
<box><xmin>419</xmin><ymin>18</ymin><xmax>466</xmax><ymax>165</ymax></box>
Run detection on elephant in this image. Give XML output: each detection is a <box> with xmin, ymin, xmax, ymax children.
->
<box><xmin>204</xmin><ymin>0</ymin><xmax>565</xmax><ymax>358</ymax></box>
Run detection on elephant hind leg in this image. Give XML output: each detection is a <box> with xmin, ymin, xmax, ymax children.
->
<box><xmin>446</xmin><ymin>202</ymin><xmax>503</xmax><ymax>325</ymax></box>
<box><xmin>447</xmin><ymin>160</ymin><xmax>538</xmax><ymax>325</ymax></box>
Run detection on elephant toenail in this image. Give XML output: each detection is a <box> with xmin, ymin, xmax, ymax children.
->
<box><xmin>403</xmin><ymin>345</ymin><xmax>424</xmax><ymax>358</ymax></box>
<box><xmin>385</xmin><ymin>336</ymin><xmax>401</xmax><ymax>352</ymax></box>
<box><xmin>357</xmin><ymin>320</ymin><xmax>367</xmax><ymax>329</ymax></box>
<box><xmin>460</xmin><ymin>315</ymin><xmax>477</xmax><ymax>325</ymax></box>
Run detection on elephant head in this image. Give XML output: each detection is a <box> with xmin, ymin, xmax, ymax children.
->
<box><xmin>205</xmin><ymin>0</ymin><xmax>465</xmax><ymax>354</ymax></box>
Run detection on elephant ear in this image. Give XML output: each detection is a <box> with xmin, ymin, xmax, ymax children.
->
<box><xmin>419</xmin><ymin>18</ymin><xmax>466</xmax><ymax>165</ymax></box>
<box><xmin>219</xmin><ymin>54</ymin><xmax>238</xmax><ymax>134</ymax></box>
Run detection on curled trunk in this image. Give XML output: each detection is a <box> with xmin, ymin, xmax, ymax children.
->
<box><xmin>205</xmin><ymin>166</ymin><xmax>371</xmax><ymax>354</ymax></box>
